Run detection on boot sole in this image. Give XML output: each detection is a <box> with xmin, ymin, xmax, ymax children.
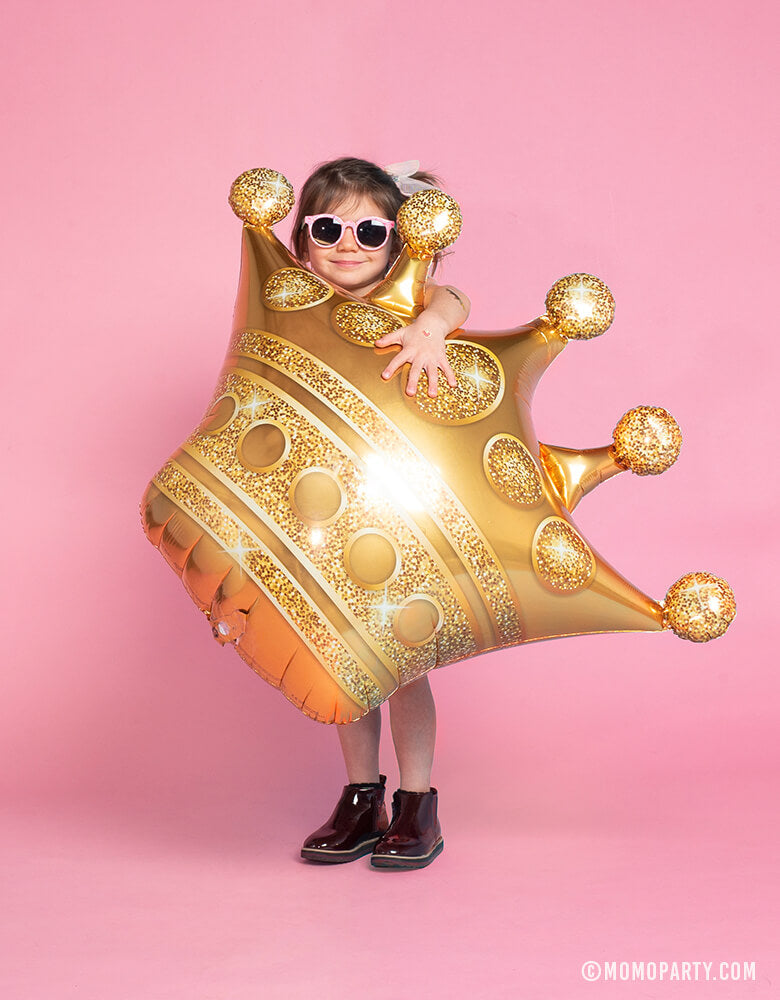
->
<box><xmin>301</xmin><ymin>835</ymin><xmax>383</xmax><ymax>864</ymax></box>
<box><xmin>370</xmin><ymin>836</ymin><xmax>444</xmax><ymax>870</ymax></box>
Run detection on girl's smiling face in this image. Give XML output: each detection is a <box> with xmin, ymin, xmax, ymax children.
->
<box><xmin>304</xmin><ymin>194</ymin><xmax>395</xmax><ymax>299</ymax></box>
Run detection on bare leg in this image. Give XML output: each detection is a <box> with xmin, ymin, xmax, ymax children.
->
<box><xmin>336</xmin><ymin>706</ymin><xmax>381</xmax><ymax>784</ymax></box>
<box><xmin>388</xmin><ymin>674</ymin><xmax>436</xmax><ymax>792</ymax></box>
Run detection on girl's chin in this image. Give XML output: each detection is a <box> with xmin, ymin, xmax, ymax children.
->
<box><xmin>330</xmin><ymin>266</ymin><xmax>371</xmax><ymax>280</ymax></box>
<box><xmin>327</xmin><ymin>269</ymin><xmax>383</xmax><ymax>293</ymax></box>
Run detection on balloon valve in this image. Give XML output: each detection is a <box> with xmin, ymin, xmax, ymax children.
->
<box><xmin>209</xmin><ymin>608</ymin><xmax>248</xmax><ymax>646</ymax></box>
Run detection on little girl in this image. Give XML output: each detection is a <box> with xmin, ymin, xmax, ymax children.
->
<box><xmin>293</xmin><ymin>157</ymin><xmax>470</xmax><ymax>870</ymax></box>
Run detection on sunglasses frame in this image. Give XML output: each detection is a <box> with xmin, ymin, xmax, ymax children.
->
<box><xmin>303</xmin><ymin>214</ymin><xmax>396</xmax><ymax>251</ymax></box>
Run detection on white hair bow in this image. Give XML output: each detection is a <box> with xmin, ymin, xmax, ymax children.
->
<box><xmin>383</xmin><ymin>159</ymin><xmax>437</xmax><ymax>196</ymax></box>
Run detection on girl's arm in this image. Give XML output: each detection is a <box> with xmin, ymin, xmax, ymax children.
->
<box><xmin>467</xmin><ymin>318</ymin><xmax>549</xmax><ymax>340</ymax></box>
<box><xmin>374</xmin><ymin>282</ymin><xmax>471</xmax><ymax>397</ymax></box>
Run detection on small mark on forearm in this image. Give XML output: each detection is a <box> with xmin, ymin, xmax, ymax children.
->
<box><xmin>445</xmin><ymin>287</ymin><xmax>467</xmax><ymax>314</ymax></box>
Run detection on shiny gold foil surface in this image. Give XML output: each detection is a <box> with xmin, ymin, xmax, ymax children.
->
<box><xmin>139</xmin><ymin>169</ymin><xmax>735</xmax><ymax>725</ymax></box>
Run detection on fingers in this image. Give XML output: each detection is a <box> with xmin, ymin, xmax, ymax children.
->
<box><xmin>405</xmin><ymin>360</ymin><xmax>422</xmax><ymax>397</ymax></box>
<box><xmin>381</xmin><ymin>344</ymin><xmax>457</xmax><ymax>398</ymax></box>
<box><xmin>441</xmin><ymin>359</ymin><xmax>458</xmax><ymax>388</ymax></box>
<box><xmin>374</xmin><ymin>330</ymin><xmax>403</xmax><ymax>348</ymax></box>
<box><xmin>381</xmin><ymin>350</ymin><xmax>409</xmax><ymax>381</ymax></box>
<box><xmin>423</xmin><ymin>352</ymin><xmax>456</xmax><ymax>397</ymax></box>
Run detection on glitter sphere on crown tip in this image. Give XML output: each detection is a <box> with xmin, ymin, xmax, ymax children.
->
<box><xmin>545</xmin><ymin>273</ymin><xmax>616</xmax><ymax>340</ymax></box>
<box><xmin>228</xmin><ymin>168</ymin><xmax>295</xmax><ymax>228</ymax></box>
<box><xmin>664</xmin><ymin>573</ymin><xmax>737</xmax><ymax>642</ymax></box>
<box><xmin>396</xmin><ymin>189</ymin><xmax>463</xmax><ymax>258</ymax></box>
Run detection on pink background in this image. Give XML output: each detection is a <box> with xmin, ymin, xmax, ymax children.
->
<box><xmin>3</xmin><ymin>0</ymin><xmax>778</xmax><ymax>996</ymax></box>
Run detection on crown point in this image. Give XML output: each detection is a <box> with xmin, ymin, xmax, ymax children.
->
<box><xmin>545</xmin><ymin>273</ymin><xmax>615</xmax><ymax>340</ymax></box>
<box><xmin>663</xmin><ymin>572</ymin><xmax>736</xmax><ymax>642</ymax></box>
<box><xmin>612</xmin><ymin>406</ymin><xmax>682</xmax><ymax>475</ymax></box>
<box><xmin>228</xmin><ymin>168</ymin><xmax>294</xmax><ymax>227</ymax></box>
<box><xmin>396</xmin><ymin>190</ymin><xmax>462</xmax><ymax>258</ymax></box>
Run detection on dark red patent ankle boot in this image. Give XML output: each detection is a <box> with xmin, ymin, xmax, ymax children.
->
<box><xmin>370</xmin><ymin>786</ymin><xmax>444</xmax><ymax>870</ymax></box>
<box><xmin>301</xmin><ymin>774</ymin><xmax>389</xmax><ymax>864</ymax></box>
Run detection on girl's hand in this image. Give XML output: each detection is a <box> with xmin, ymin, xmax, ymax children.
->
<box><xmin>375</xmin><ymin>318</ymin><xmax>458</xmax><ymax>397</ymax></box>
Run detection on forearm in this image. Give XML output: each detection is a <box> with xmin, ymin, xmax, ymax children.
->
<box><xmin>418</xmin><ymin>284</ymin><xmax>471</xmax><ymax>337</ymax></box>
<box><xmin>466</xmin><ymin>318</ymin><xmax>550</xmax><ymax>340</ymax></box>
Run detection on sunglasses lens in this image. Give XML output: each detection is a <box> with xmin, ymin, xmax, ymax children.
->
<box><xmin>356</xmin><ymin>219</ymin><xmax>390</xmax><ymax>249</ymax></box>
<box><xmin>310</xmin><ymin>216</ymin><xmax>342</xmax><ymax>246</ymax></box>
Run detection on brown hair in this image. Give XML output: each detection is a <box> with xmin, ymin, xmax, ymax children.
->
<box><xmin>291</xmin><ymin>156</ymin><xmax>443</xmax><ymax>271</ymax></box>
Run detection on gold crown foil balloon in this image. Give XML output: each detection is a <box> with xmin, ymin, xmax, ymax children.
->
<box><xmin>140</xmin><ymin>168</ymin><xmax>736</xmax><ymax>725</ymax></box>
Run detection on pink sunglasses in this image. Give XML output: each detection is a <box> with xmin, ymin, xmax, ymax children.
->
<box><xmin>304</xmin><ymin>214</ymin><xmax>396</xmax><ymax>251</ymax></box>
